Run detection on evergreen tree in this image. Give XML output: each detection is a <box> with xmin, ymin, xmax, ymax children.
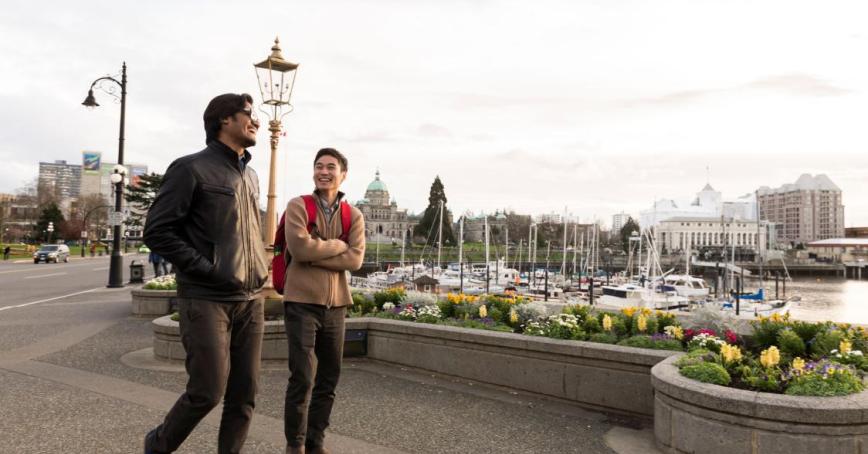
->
<box><xmin>34</xmin><ymin>203</ymin><xmax>64</xmax><ymax>242</ymax></box>
<box><xmin>619</xmin><ymin>217</ymin><xmax>640</xmax><ymax>253</ymax></box>
<box><xmin>413</xmin><ymin>176</ymin><xmax>455</xmax><ymax>245</ymax></box>
<box><xmin>124</xmin><ymin>172</ymin><xmax>164</xmax><ymax>228</ymax></box>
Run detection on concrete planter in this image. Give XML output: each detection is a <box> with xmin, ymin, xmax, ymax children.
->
<box><xmin>651</xmin><ymin>355</ymin><xmax>868</xmax><ymax>454</ymax></box>
<box><xmin>131</xmin><ymin>289</ymin><xmax>177</xmax><ymax>316</ymax></box>
<box><xmin>152</xmin><ymin>316</ymin><xmax>678</xmax><ymax>416</ymax></box>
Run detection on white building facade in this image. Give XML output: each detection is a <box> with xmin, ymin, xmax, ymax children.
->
<box><xmin>654</xmin><ymin>216</ymin><xmax>768</xmax><ymax>255</ymax></box>
<box><xmin>640</xmin><ymin>184</ymin><xmax>757</xmax><ymax>228</ymax></box>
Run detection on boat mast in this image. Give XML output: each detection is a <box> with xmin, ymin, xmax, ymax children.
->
<box><xmin>561</xmin><ymin>218</ymin><xmax>567</xmax><ymax>276</ymax></box>
<box><xmin>458</xmin><ymin>216</ymin><xmax>464</xmax><ymax>293</ymax></box>
<box><xmin>572</xmin><ymin>224</ymin><xmax>577</xmax><ymax>282</ymax></box>
<box><xmin>437</xmin><ymin>200</ymin><xmax>443</xmax><ymax>271</ymax></box>
<box><xmin>401</xmin><ymin>229</ymin><xmax>406</xmax><ymax>268</ymax></box>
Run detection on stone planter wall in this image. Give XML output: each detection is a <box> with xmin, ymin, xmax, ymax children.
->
<box><xmin>651</xmin><ymin>355</ymin><xmax>868</xmax><ymax>454</ymax></box>
<box><xmin>131</xmin><ymin>289</ymin><xmax>177</xmax><ymax>316</ymax></box>
<box><xmin>152</xmin><ymin>316</ymin><xmax>676</xmax><ymax>416</ymax></box>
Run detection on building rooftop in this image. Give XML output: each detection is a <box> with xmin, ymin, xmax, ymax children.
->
<box><xmin>366</xmin><ymin>170</ymin><xmax>388</xmax><ymax>192</ymax></box>
<box><xmin>807</xmin><ymin>238</ymin><xmax>868</xmax><ymax>247</ymax></box>
<box><xmin>757</xmin><ymin>174</ymin><xmax>841</xmax><ymax>194</ymax></box>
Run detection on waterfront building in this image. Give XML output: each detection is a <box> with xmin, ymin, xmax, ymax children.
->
<box><xmin>846</xmin><ymin>227</ymin><xmax>868</xmax><ymax>238</ymax></box>
<box><xmin>653</xmin><ymin>216</ymin><xmax>769</xmax><ymax>255</ymax></box>
<box><xmin>612</xmin><ymin>212</ymin><xmax>631</xmax><ymax>233</ymax></box>
<box><xmin>355</xmin><ymin>170</ymin><xmax>416</xmax><ymax>244</ymax></box>
<box><xmin>38</xmin><ymin>160</ymin><xmax>82</xmax><ymax>217</ymax></box>
<box><xmin>806</xmin><ymin>238</ymin><xmax>868</xmax><ymax>263</ymax></box>
<box><xmin>639</xmin><ymin>183</ymin><xmax>757</xmax><ymax>228</ymax></box>
<box><xmin>460</xmin><ymin>211</ymin><xmax>508</xmax><ymax>242</ymax></box>
<box><xmin>757</xmin><ymin>174</ymin><xmax>844</xmax><ymax>246</ymax></box>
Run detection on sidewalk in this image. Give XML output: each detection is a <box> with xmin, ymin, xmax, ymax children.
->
<box><xmin>0</xmin><ymin>288</ymin><xmax>660</xmax><ymax>453</ymax></box>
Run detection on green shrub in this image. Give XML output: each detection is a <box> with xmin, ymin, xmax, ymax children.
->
<box><xmin>786</xmin><ymin>369</ymin><xmax>865</xmax><ymax>396</ymax></box>
<box><xmin>583</xmin><ymin>316</ymin><xmax>602</xmax><ymax>334</ymax></box>
<box><xmin>436</xmin><ymin>300</ymin><xmax>454</xmax><ymax>319</ymax></box>
<box><xmin>351</xmin><ymin>292</ymin><xmax>376</xmax><ymax>315</ymax></box>
<box><xmin>547</xmin><ymin>323</ymin><xmax>586</xmax><ymax>341</ymax></box>
<box><xmin>656</xmin><ymin>312</ymin><xmax>679</xmax><ymax>333</ymax></box>
<box><xmin>610</xmin><ymin>316</ymin><xmax>629</xmax><ymax>337</ymax></box>
<box><xmin>813</xmin><ymin>330</ymin><xmax>847</xmax><ymax>358</ymax></box>
<box><xmin>740</xmin><ymin>364</ymin><xmax>783</xmax><ymax>393</ymax></box>
<box><xmin>618</xmin><ymin>335</ymin><xmax>654</xmax><ymax>349</ymax></box>
<box><xmin>588</xmin><ymin>332</ymin><xmax>618</xmax><ymax>344</ymax></box>
<box><xmin>791</xmin><ymin>320</ymin><xmax>828</xmax><ymax>346</ymax></box>
<box><xmin>170</xmin><ymin>311</ymin><xmax>179</xmax><ymax>322</ymax></box>
<box><xmin>675</xmin><ymin>349</ymin><xmax>718</xmax><ymax>368</ymax></box>
<box><xmin>652</xmin><ymin>338</ymin><xmax>686</xmax><ymax>351</ymax></box>
<box><xmin>489</xmin><ymin>308</ymin><xmax>504</xmax><ymax>325</ymax></box>
<box><xmin>373</xmin><ymin>288</ymin><xmax>405</xmax><ymax>307</ymax></box>
<box><xmin>680</xmin><ymin>362</ymin><xmax>731</xmax><ymax>386</ymax></box>
<box><xmin>777</xmin><ymin>329</ymin><xmax>806</xmax><ymax>358</ymax></box>
<box><xmin>751</xmin><ymin>318</ymin><xmax>789</xmax><ymax>351</ymax></box>
<box><xmin>563</xmin><ymin>304</ymin><xmax>591</xmax><ymax>321</ymax></box>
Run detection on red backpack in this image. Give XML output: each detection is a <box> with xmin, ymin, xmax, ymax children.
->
<box><xmin>272</xmin><ymin>195</ymin><xmax>352</xmax><ymax>294</ymax></box>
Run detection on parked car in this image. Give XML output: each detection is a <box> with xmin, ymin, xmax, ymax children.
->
<box><xmin>138</xmin><ymin>244</ymin><xmax>151</xmax><ymax>253</ymax></box>
<box><xmin>33</xmin><ymin>244</ymin><xmax>70</xmax><ymax>263</ymax></box>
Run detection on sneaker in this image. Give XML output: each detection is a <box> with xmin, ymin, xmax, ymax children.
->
<box><xmin>144</xmin><ymin>428</ymin><xmax>158</xmax><ymax>454</ymax></box>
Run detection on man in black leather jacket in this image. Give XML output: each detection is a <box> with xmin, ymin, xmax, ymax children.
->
<box><xmin>143</xmin><ymin>93</ymin><xmax>268</xmax><ymax>454</ymax></box>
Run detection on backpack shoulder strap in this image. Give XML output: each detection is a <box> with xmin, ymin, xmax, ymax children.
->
<box><xmin>300</xmin><ymin>195</ymin><xmax>318</xmax><ymax>233</ymax></box>
<box><xmin>339</xmin><ymin>201</ymin><xmax>352</xmax><ymax>242</ymax></box>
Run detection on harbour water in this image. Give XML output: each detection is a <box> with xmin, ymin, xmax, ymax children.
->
<box><xmin>756</xmin><ymin>277</ymin><xmax>868</xmax><ymax>325</ymax></box>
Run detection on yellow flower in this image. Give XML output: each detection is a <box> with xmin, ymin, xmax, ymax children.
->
<box><xmin>602</xmin><ymin>314</ymin><xmax>613</xmax><ymax>332</ymax></box>
<box><xmin>720</xmin><ymin>344</ymin><xmax>743</xmax><ymax>364</ymax></box>
<box><xmin>479</xmin><ymin>305</ymin><xmax>488</xmax><ymax>318</ymax></box>
<box><xmin>640</xmin><ymin>307</ymin><xmax>652</xmax><ymax>316</ymax></box>
<box><xmin>669</xmin><ymin>326</ymin><xmax>684</xmax><ymax>340</ymax></box>
<box><xmin>621</xmin><ymin>307</ymin><xmax>637</xmax><ymax>317</ymax></box>
<box><xmin>760</xmin><ymin>346</ymin><xmax>780</xmax><ymax>368</ymax></box>
<box><xmin>840</xmin><ymin>340</ymin><xmax>852</xmax><ymax>355</ymax></box>
<box><xmin>791</xmin><ymin>357</ymin><xmax>805</xmax><ymax>374</ymax></box>
<box><xmin>509</xmin><ymin>308</ymin><xmax>519</xmax><ymax>324</ymax></box>
<box><xmin>637</xmin><ymin>314</ymin><xmax>647</xmax><ymax>333</ymax></box>
<box><xmin>838</xmin><ymin>323</ymin><xmax>851</xmax><ymax>331</ymax></box>
<box><xmin>770</xmin><ymin>313</ymin><xmax>783</xmax><ymax>323</ymax></box>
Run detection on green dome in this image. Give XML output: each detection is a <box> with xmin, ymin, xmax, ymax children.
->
<box><xmin>366</xmin><ymin>170</ymin><xmax>388</xmax><ymax>192</ymax></box>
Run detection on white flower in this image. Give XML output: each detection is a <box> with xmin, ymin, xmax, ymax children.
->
<box><xmin>853</xmin><ymin>350</ymin><xmax>864</xmax><ymax>356</ymax></box>
<box><xmin>382</xmin><ymin>302</ymin><xmax>395</xmax><ymax>310</ymax></box>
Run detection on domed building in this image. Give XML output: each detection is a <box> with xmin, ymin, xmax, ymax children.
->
<box><xmin>355</xmin><ymin>170</ymin><xmax>416</xmax><ymax>244</ymax></box>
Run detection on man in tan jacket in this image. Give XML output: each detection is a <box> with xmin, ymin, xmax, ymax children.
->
<box><xmin>282</xmin><ymin>148</ymin><xmax>365</xmax><ymax>454</ymax></box>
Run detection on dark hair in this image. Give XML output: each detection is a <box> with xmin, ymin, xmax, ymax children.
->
<box><xmin>203</xmin><ymin>93</ymin><xmax>254</xmax><ymax>144</ymax></box>
<box><xmin>314</xmin><ymin>148</ymin><xmax>348</xmax><ymax>172</ymax></box>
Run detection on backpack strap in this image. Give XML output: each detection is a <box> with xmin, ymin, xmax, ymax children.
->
<box><xmin>339</xmin><ymin>201</ymin><xmax>352</xmax><ymax>242</ymax></box>
<box><xmin>300</xmin><ymin>195</ymin><xmax>318</xmax><ymax>235</ymax></box>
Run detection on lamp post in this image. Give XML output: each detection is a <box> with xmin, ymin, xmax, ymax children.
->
<box><xmin>82</xmin><ymin>63</ymin><xmax>128</xmax><ymax>288</ymax></box>
<box><xmin>253</xmin><ymin>37</ymin><xmax>298</xmax><ymax>246</ymax></box>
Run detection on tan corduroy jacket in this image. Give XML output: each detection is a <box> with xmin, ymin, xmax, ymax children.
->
<box><xmin>282</xmin><ymin>193</ymin><xmax>366</xmax><ymax>308</ymax></box>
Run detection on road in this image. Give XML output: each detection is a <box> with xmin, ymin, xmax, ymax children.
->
<box><xmin>0</xmin><ymin>253</ymin><xmax>153</xmax><ymax>310</ymax></box>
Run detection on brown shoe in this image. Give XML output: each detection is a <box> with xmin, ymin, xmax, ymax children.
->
<box><xmin>286</xmin><ymin>445</ymin><xmax>305</xmax><ymax>454</ymax></box>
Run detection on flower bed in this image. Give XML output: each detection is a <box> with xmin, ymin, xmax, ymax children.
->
<box><xmin>652</xmin><ymin>354</ymin><xmax>868</xmax><ymax>454</ymax></box>
<box><xmin>131</xmin><ymin>275</ymin><xmax>178</xmax><ymax>316</ymax></box>
<box><xmin>673</xmin><ymin>313</ymin><xmax>867</xmax><ymax>396</ymax></box>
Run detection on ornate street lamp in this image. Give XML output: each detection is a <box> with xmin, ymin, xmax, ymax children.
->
<box><xmin>254</xmin><ymin>37</ymin><xmax>298</xmax><ymax>246</ymax></box>
<box><xmin>82</xmin><ymin>63</ymin><xmax>128</xmax><ymax>288</ymax></box>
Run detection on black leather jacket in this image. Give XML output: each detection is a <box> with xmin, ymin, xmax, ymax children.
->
<box><xmin>144</xmin><ymin>141</ymin><xmax>268</xmax><ymax>301</ymax></box>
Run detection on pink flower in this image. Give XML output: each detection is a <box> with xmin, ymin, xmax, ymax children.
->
<box><xmin>725</xmin><ymin>330</ymin><xmax>738</xmax><ymax>345</ymax></box>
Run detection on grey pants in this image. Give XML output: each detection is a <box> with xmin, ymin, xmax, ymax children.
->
<box><xmin>149</xmin><ymin>298</ymin><xmax>264</xmax><ymax>454</ymax></box>
<box><xmin>283</xmin><ymin>302</ymin><xmax>346</xmax><ymax>449</ymax></box>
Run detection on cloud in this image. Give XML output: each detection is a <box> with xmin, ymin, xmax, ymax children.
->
<box><xmin>623</xmin><ymin>73</ymin><xmax>851</xmax><ymax>108</ymax></box>
<box><xmin>742</xmin><ymin>74</ymin><xmax>852</xmax><ymax>97</ymax></box>
<box><xmin>416</xmin><ymin>123</ymin><xmax>453</xmax><ymax>138</ymax></box>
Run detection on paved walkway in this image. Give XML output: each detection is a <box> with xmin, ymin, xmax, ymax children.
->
<box><xmin>0</xmin><ymin>288</ymin><xmax>660</xmax><ymax>453</ymax></box>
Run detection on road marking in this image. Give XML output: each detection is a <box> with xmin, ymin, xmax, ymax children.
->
<box><xmin>92</xmin><ymin>267</ymin><xmax>109</xmax><ymax>271</ymax></box>
<box><xmin>23</xmin><ymin>272</ymin><xmax>67</xmax><ymax>280</ymax></box>
<box><xmin>0</xmin><ymin>287</ymin><xmax>101</xmax><ymax>312</ymax></box>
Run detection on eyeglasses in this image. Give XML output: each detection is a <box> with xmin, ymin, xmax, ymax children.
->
<box><xmin>238</xmin><ymin>109</ymin><xmax>259</xmax><ymax>122</ymax></box>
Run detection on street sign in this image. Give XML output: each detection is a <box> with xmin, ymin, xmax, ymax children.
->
<box><xmin>109</xmin><ymin>211</ymin><xmax>125</xmax><ymax>226</ymax></box>
<box><xmin>81</xmin><ymin>231</ymin><xmax>88</xmax><ymax>239</ymax></box>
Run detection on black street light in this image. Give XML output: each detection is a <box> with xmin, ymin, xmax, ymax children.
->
<box><xmin>83</xmin><ymin>62</ymin><xmax>127</xmax><ymax>288</ymax></box>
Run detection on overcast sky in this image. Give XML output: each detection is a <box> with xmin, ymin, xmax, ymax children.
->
<box><xmin>2</xmin><ymin>0</ymin><xmax>866</xmax><ymax>227</ymax></box>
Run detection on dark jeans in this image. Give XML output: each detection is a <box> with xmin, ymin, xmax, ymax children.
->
<box><xmin>284</xmin><ymin>302</ymin><xmax>346</xmax><ymax>448</ymax></box>
<box><xmin>149</xmin><ymin>298</ymin><xmax>264</xmax><ymax>454</ymax></box>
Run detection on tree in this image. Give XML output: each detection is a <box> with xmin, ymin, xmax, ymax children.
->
<box><xmin>413</xmin><ymin>176</ymin><xmax>455</xmax><ymax>245</ymax></box>
<box><xmin>619</xmin><ymin>217</ymin><xmax>640</xmax><ymax>253</ymax></box>
<box><xmin>34</xmin><ymin>203</ymin><xmax>64</xmax><ymax>242</ymax></box>
<box><xmin>124</xmin><ymin>172</ymin><xmax>164</xmax><ymax>228</ymax></box>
